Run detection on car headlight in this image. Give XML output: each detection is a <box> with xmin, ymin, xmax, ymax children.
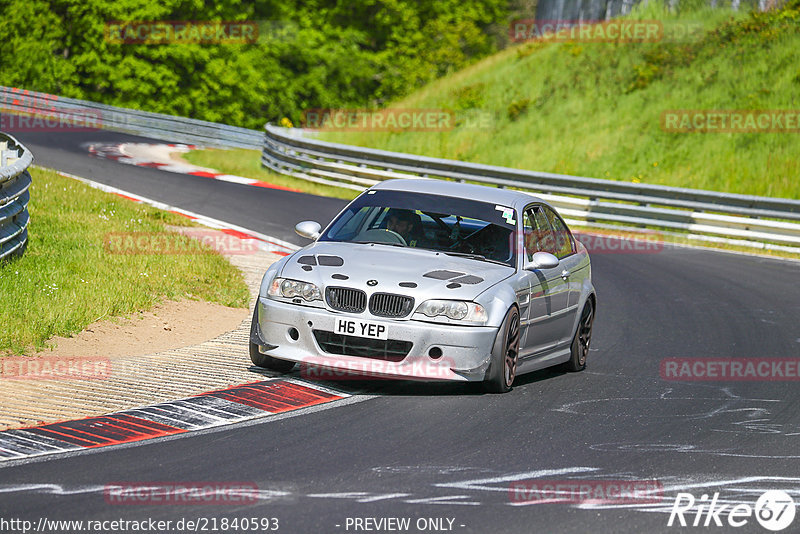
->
<box><xmin>268</xmin><ymin>277</ymin><xmax>322</xmax><ymax>302</ymax></box>
<box><xmin>414</xmin><ymin>300</ymin><xmax>488</xmax><ymax>325</ymax></box>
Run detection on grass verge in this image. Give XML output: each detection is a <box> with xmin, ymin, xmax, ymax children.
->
<box><xmin>318</xmin><ymin>3</ymin><xmax>800</xmax><ymax>199</ymax></box>
<box><xmin>0</xmin><ymin>167</ymin><xmax>250</xmax><ymax>355</ymax></box>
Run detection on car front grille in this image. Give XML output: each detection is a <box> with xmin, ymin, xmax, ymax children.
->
<box><xmin>312</xmin><ymin>330</ymin><xmax>412</xmax><ymax>361</ymax></box>
<box><xmin>368</xmin><ymin>293</ymin><xmax>414</xmax><ymax>318</ymax></box>
<box><xmin>325</xmin><ymin>287</ymin><xmax>367</xmax><ymax>313</ymax></box>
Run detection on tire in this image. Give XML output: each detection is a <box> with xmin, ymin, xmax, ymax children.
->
<box><xmin>564</xmin><ymin>299</ymin><xmax>595</xmax><ymax>372</ymax></box>
<box><xmin>249</xmin><ymin>306</ymin><xmax>295</xmax><ymax>373</ymax></box>
<box><xmin>483</xmin><ymin>306</ymin><xmax>521</xmax><ymax>393</ymax></box>
<box><xmin>249</xmin><ymin>342</ymin><xmax>295</xmax><ymax>372</ymax></box>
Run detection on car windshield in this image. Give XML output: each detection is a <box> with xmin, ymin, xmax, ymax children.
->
<box><xmin>319</xmin><ymin>189</ymin><xmax>517</xmax><ymax>267</ymax></box>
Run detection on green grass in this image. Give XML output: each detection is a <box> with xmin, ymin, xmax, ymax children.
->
<box><xmin>315</xmin><ymin>2</ymin><xmax>800</xmax><ymax>200</ymax></box>
<box><xmin>0</xmin><ymin>168</ymin><xmax>250</xmax><ymax>355</ymax></box>
<box><xmin>182</xmin><ymin>148</ymin><xmax>359</xmax><ymax>200</ymax></box>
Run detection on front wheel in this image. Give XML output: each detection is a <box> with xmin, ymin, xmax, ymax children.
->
<box><xmin>483</xmin><ymin>306</ymin><xmax>521</xmax><ymax>393</ymax></box>
<box><xmin>249</xmin><ymin>342</ymin><xmax>295</xmax><ymax>373</ymax></box>
<box><xmin>249</xmin><ymin>306</ymin><xmax>295</xmax><ymax>373</ymax></box>
<box><xmin>564</xmin><ymin>300</ymin><xmax>594</xmax><ymax>372</ymax></box>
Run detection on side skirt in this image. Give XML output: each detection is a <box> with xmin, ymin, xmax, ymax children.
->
<box><xmin>516</xmin><ymin>346</ymin><xmax>571</xmax><ymax>376</ymax></box>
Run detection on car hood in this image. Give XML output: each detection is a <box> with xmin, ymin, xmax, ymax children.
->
<box><xmin>279</xmin><ymin>241</ymin><xmax>515</xmax><ymax>302</ymax></box>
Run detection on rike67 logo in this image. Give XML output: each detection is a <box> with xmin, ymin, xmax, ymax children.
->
<box><xmin>668</xmin><ymin>490</ymin><xmax>795</xmax><ymax>531</ymax></box>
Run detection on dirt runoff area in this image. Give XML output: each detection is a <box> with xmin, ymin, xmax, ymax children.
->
<box><xmin>32</xmin><ymin>299</ymin><xmax>247</xmax><ymax>358</ymax></box>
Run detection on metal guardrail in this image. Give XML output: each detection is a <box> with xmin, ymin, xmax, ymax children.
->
<box><xmin>262</xmin><ymin>124</ymin><xmax>800</xmax><ymax>252</ymax></box>
<box><xmin>2</xmin><ymin>84</ymin><xmax>796</xmax><ymax>254</ymax></box>
<box><xmin>0</xmin><ymin>86</ymin><xmax>262</xmax><ymax>149</ymax></box>
<box><xmin>0</xmin><ymin>133</ymin><xmax>32</xmax><ymax>260</ymax></box>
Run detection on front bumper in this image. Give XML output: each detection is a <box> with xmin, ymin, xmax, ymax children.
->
<box><xmin>251</xmin><ymin>297</ymin><xmax>497</xmax><ymax>381</ymax></box>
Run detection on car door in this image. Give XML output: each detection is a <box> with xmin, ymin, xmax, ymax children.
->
<box><xmin>519</xmin><ymin>205</ymin><xmax>570</xmax><ymax>357</ymax></box>
<box><xmin>543</xmin><ymin>205</ymin><xmax>584</xmax><ymax>344</ymax></box>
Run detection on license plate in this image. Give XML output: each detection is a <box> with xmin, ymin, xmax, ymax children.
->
<box><xmin>333</xmin><ymin>318</ymin><xmax>389</xmax><ymax>340</ymax></box>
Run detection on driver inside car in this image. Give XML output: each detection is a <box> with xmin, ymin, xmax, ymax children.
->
<box><xmin>385</xmin><ymin>208</ymin><xmax>424</xmax><ymax>247</ymax></box>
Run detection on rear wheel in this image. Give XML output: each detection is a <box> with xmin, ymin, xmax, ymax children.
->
<box><xmin>564</xmin><ymin>299</ymin><xmax>594</xmax><ymax>372</ymax></box>
<box><xmin>483</xmin><ymin>306</ymin><xmax>521</xmax><ymax>393</ymax></box>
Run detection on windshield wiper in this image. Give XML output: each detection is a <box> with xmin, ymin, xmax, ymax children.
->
<box><xmin>354</xmin><ymin>241</ymin><xmax>406</xmax><ymax>247</ymax></box>
<box><xmin>443</xmin><ymin>251</ymin><xmax>509</xmax><ymax>266</ymax></box>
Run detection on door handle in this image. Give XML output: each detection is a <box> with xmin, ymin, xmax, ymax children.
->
<box><xmin>561</xmin><ymin>270</ymin><xmax>570</xmax><ymax>280</ymax></box>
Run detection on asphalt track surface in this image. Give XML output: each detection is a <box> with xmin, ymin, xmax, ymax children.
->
<box><xmin>3</xmin><ymin>130</ymin><xmax>800</xmax><ymax>534</ymax></box>
<box><xmin>16</xmin><ymin>130</ymin><xmax>347</xmax><ymax>246</ymax></box>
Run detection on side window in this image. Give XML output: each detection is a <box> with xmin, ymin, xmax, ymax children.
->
<box><xmin>523</xmin><ymin>206</ymin><xmax>556</xmax><ymax>261</ymax></box>
<box><xmin>523</xmin><ymin>210</ymin><xmax>535</xmax><ymax>261</ymax></box>
<box><xmin>544</xmin><ymin>207</ymin><xmax>575</xmax><ymax>259</ymax></box>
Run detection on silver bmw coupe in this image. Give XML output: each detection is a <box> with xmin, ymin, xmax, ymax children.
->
<box><xmin>250</xmin><ymin>178</ymin><xmax>596</xmax><ymax>392</ymax></box>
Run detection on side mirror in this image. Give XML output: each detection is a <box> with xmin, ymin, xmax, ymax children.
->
<box><xmin>524</xmin><ymin>251</ymin><xmax>559</xmax><ymax>271</ymax></box>
<box><xmin>295</xmin><ymin>220</ymin><xmax>321</xmax><ymax>240</ymax></box>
